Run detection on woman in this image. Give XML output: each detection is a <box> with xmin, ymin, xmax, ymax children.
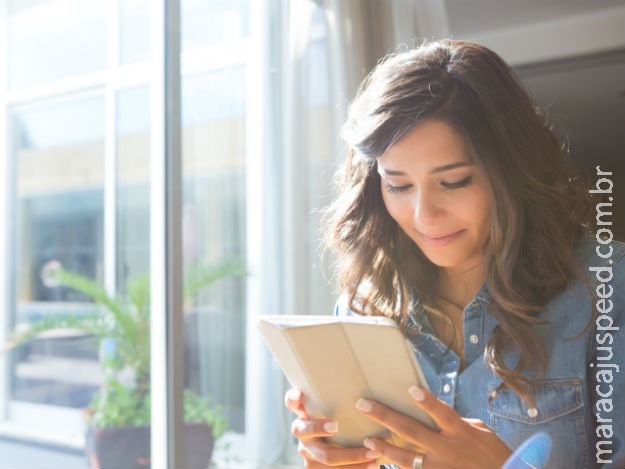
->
<box><xmin>285</xmin><ymin>40</ymin><xmax>624</xmax><ymax>468</ymax></box>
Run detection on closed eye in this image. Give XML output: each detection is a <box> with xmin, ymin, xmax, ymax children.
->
<box><xmin>383</xmin><ymin>181</ymin><xmax>411</xmax><ymax>193</ymax></box>
<box><xmin>441</xmin><ymin>175</ymin><xmax>473</xmax><ymax>190</ymax></box>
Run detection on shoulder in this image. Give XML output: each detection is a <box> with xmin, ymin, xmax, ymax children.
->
<box><xmin>573</xmin><ymin>235</ymin><xmax>625</xmax><ymax>270</ymax></box>
<box><xmin>572</xmin><ymin>235</ymin><xmax>624</xmax><ymax>320</ymax></box>
<box><xmin>541</xmin><ymin>236</ymin><xmax>623</xmax><ymax>330</ymax></box>
<box><xmin>574</xmin><ymin>236</ymin><xmax>625</xmax><ymax>296</ymax></box>
<box><xmin>333</xmin><ymin>293</ymin><xmax>361</xmax><ymax>317</ymax></box>
<box><xmin>333</xmin><ymin>293</ymin><xmax>350</xmax><ymax>317</ymax></box>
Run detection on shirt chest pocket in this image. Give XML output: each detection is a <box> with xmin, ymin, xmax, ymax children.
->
<box><xmin>488</xmin><ymin>377</ymin><xmax>583</xmax><ymax>424</ymax></box>
<box><xmin>487</xmin><ymin>378</ymin><xmax>587</xmax><ymax>468</ymax></box>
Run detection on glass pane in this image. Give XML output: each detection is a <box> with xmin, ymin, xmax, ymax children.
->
<box><xmin>181</xmin><ymin>0</ymin><xmax>250</xmax><ymax>52</ymax></box>
<box><xmin>7</xmin><ymin>0</ymin><xmax>106</xmax><ymax>89</ymax></box>
<box><xmin>182</xmin><ymin>67</ymin><xmax>247</xmax><ymax>435</ymax></box>
<box><xmin>116</xmin><ymin>86</ymin><xmax>150</xmax><ymax>290</ymax></box>
<box><xmin>10</xmin><ymin>95</ymin><xmax>105</xmax><ymax>410</ymax></box>
<box><xmin>120</xmin><ymin>0</ymin><xmax>150</xmax><ymax>64</ymax></box>
<box><xmin>304</xmin><ymin>36</ymin><xmax>335</xmax><ymax>318</ymax></box>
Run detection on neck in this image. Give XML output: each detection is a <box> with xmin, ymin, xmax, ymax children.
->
<box><xmin>437</xmin><ymin>261</ymin><xmax>486</xmax><ymax>308</ymax></box>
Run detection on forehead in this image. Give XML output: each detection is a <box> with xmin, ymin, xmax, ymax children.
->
<box><xmin>378</xmin><ymin>119</ymin><xmax>470</xmax><ymax>168</ymax></box>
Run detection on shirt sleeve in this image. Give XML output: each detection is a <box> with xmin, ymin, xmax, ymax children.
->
<box><xmin>333</xmin><ymin>292</ymin><xmax>353</xmax><ymax>317</ymax></box>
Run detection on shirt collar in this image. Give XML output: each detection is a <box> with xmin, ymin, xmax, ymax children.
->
<box><xmin>408</xmin><ymin>282</ymin><xmax>490</xmax><ymax>331</ymax></box>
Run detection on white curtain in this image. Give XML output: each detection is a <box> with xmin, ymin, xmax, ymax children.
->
<box><xmin>248</xmin><ymin>0</ymin><xmax>427</xmax><ymax>466</ymax></box>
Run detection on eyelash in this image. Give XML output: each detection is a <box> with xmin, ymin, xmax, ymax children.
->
<box><xmin>383</xmin><ymin>182</ymin><xmax>411</xmax><ymax>193</ymax></box>
<box><xmin>383</xmin><ymin>175</ymin><xmax>473</xmax><ymax>193</ymax></box>
<box><xmin>441</xmin><ymin>175</ymin><xmax>473</xmax><ymax>190</ymax></box>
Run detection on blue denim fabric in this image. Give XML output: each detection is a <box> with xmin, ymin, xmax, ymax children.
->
<box><xmin>335</xmin><ymin>237</ymin><xmax>624</xmax><ymax>468</ymax></box>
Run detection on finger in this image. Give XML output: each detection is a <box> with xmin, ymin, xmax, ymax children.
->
<box><xmin>299</xmin><ymin>449</ymin><xmax>379</xmax><ymax>469</ymax></box>
<box><xmin>356</xmin><ymin>398</ymin><xmax>440</xmax><ymax>453</ymax></box>
<box><xmin>408</xmin><ymin>386</ymin><xmax>462</xmax><ymax>433</ymax></box>
<box><xmin>285</xmin><ymin>389</ymin><xmax>310</xmax><ymax>419</ymax></box>
<box><xmin>363</xmin><ymin>438</ymin><xmax>425</xmax><ymax>469</ymax></box>
<box><xmin>463</xmin><ymin>418</ymin><xmax>489</xmax><ymax>430</ymax></box>
<box><xmin>292</xmin><ymin>418</ymin><xmax>339</xmax><ymax>439</ymax></box>
<box><xmin>300</xmin><ymin>460</ymin><xmax>379</xmax><ymax>469</ymax></box>
<box><xmin>298</xmin><ymin>440</ymin><xmax>378</xmax><ymax>467</ymax></box>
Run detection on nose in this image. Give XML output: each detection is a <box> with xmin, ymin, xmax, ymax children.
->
<box><xmin>412</xmin><ymin>187</ymin><xmax>442</xmax><ymax>226</ymax></box>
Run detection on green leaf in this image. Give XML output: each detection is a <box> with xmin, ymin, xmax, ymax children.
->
<box><xmin>8</xmin><ymin>260</ymin><xmax>241</xmax><ymax>435</ymax></box>
<box><xmin>183</xmin><ymin>258</ymin><xmax>247</xmax><ymax>301</ymax></box>
<box><xmin>6</xmin><ymin>312</ymin><xmax>108</xmax><ymax>350</ymax></box>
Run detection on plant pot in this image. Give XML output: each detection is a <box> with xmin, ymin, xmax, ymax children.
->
<box><xmin>85</xmin><ymin>421</ymin><xmax>215</xmax><ymax>469</ymax></box>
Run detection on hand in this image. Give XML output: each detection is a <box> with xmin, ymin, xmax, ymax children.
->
<box><xmin>356</xmin><ymin>386</ymin><xmax>512</xmax><ymax>469</ymax></box>
<box><xmin>285</xmin><ymin>389</ymin><xmax>379</xmax><ymax>468</ymax></box>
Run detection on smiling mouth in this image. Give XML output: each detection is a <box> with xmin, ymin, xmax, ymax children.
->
<box><xmin>419</xmin><ymin>230</ymin><xmax>464</xmax><ymax>247</ymax></box>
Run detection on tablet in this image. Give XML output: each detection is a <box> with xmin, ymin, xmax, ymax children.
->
<box><xmin>258</xmin><ymin>314</ymin><xmax>438</xmax><ymax>447</ymax></box>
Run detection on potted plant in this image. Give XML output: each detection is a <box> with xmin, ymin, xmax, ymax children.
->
<box><xmin>7</xmin><ymin>258</ymin><xmax>246</xmax><ymax>469</ymax></box>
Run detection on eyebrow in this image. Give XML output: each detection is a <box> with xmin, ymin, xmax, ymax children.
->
<box><xmin>378</xmin><ymin>162</ymin><xmax>473</xmax><ymax>176</ymax></box>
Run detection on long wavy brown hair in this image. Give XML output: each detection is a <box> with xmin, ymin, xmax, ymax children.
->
<box><xmin>322</xmin><ymin>40</ymin><xmax>594</xmax><ymax>405</ymax></box>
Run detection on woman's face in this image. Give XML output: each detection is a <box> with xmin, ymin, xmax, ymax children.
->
<box><xmin>377</xmin><ymin>119</ymin><xmax>492</xmax><ymax>274</ymax></box>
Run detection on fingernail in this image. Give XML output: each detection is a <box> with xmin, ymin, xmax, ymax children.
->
<box><xmin>367</xmin><ymin>461</ymin><xmax>379</xmax><ymax>469</ymax></box>
<box><xmin>287</xmin><ymin>389</ymin><xmax>302</xmax><ymax>401</ymax></box>
<box><xmin>323</xmin><ymin>421</ymin><xmax>338</xmax><ymax>433</ymax></box>
<box><xmin>363</xmin><ymin>438</ymin><xmax>376</xmax><ymax>452</ymax></box>
<box><xmin>356</xmin><ymin>398</ymin><xmax>373</xmax><ymax>413</ymax></box>
<box><xmin>295</xmin><ymin>420</ymin><xmax>307</xmax><ymax>433</ymax></box>
<box><xmin>409</xmin><ymin>385</ymin><xmax>425</xmax><ymax>402</ymax></box>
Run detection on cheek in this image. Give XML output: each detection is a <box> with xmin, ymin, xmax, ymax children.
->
<box><xmin>470</xmin><ymin>192</ymin><xmax>492</xmax><ymax>233</ymax></box>
<box><xmin>381</xmin><ymin>195</ymin><xmax>411</xmax><ymax>226</ymax></box>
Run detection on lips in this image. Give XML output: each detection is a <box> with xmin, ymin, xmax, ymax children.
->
<box><xmin>419</xmin><ymin>230</ymin><xmax>464</xmax><ymax>247</ymax></box>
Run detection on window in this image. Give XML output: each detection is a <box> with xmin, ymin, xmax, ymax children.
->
<box><xmin>7</xmin><ymin>0</ymin><xmax>106</xmax><ymax>90</ymax></box>
<box><xmin>10</xmin><ymin>94</ymin><xmax>105</xmax><ymax>415</ymax></box>
<box><xmin>182</xmin><ymin>66</ymin><xmax>247</xmax><ymax>433</ymax></box>
<box><xmin>0</xmin><ymin>1</ymin><xmax>255</xmax><ymax>466</ymax></box>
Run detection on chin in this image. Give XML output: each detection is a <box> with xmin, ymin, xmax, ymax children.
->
<box><xmin>429</xmin><ymin>259</ymin><xmax>461</xmax><ymax>269</ymax></box>
<box><xmin>419</xmin><ymin>253</ymin><xmax>458</xmax><ymax>268</ymax></box>
<box><xmin>419</xmin><ymin>249</ymin><xmax>476</xmax><ymax>270</ymax></box>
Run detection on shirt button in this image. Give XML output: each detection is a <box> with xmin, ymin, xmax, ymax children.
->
<box><xmin>469</xmin><ymin>334</ymin><xmax>479</xmax><ymax>344</ymax></box>
<box><xmin>471</xmin><ymin>301</ymin><xmax>479</xmax><ymax>308</ymax></box>
<box><xmin>442</xmin><ymin>383</ymin><xmax>451</xmax><ymax>393</ymax></box>
<box><xmin>527</xmin><ymin>408</ymin><xmax>539</xmax><ymax>418</ymax></box>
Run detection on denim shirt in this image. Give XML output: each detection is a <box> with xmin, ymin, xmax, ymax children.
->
<box><xmin>335</xmin><ymin>238</ymin><xmax>624</xmax><ymax>468</ymax></box>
